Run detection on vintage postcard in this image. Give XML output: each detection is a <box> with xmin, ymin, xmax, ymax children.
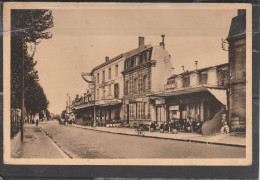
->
<box><xmin>3</xmin><ymin>2</ymin><xmax>252</xmax><ymax>165</ymax></box>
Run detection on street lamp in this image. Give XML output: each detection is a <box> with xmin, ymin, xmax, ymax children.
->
<box><xmin>81</xmin><ymin>72</ymin><xmax>96</xmax><ymax>127</ymax></box>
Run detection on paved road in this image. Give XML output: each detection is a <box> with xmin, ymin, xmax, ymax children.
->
<box><xmin>40</xmin><ymin>121</ymin><xmax>246</xmax><ymax>159</ymax></box>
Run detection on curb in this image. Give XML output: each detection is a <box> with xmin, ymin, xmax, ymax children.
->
<box><xmin>40</xmin><ymin>126</ymin><xmax>72</xmax><ymax>159</ymax></box>
<box><xmin>70</xmin><ymin>124</ymin><xmax>246</xmax><ymax>148</ymax></box>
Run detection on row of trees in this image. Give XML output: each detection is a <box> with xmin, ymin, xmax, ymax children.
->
<box><xmin>11</xmin><ymin>10</ymin><xmax>54</xmax><ymax>122</ymax></box>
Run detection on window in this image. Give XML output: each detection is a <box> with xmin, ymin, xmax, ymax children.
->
<box><xmin>97</xmin><ymin>88</ymin><xmax>99</xmax><ymax>100</ymax></box>
<box><xmin>146</xmin><ymin>50</ymin><xmax>151</xmax><ymax>61</ymax></box>
<box><xmin>145</xmin><ymin>103</ymin><xmax>149</xmax><ymax>118</ymax></box>
<box><xmin>199</xmin><ymin>73</ymin><xmax>208</xmax><ymax>85</ymax></box>
<box><xmin>97</xmin><ymin>73</ymin><xmax>99</xmax><ymax>84</ymax></box>
<box><xmin>134</xmin><ymin>78</ymin><xmax>138</xmax><ymax>94</ymax></box>
<box><xmin>115</xmin><ymin>64</ymin><xmax>118</xmax><ymax>77</ymax></box>
<box><xmin>114</xmin><ymin>83</ymin><xmax>119</xmax><ymax>99</ymax></box>
<box><xmin>139</xmin><ymin>53</ymin><xmax>143</xmax><ymax>64</ymax></box>
<box><xmin>125</xmin><ymin>81</ymin><xmax>129</xmax><ymax>95</ymax></box>
<box><xmin>129</xmin><ymin>103</ymin><xmax>137</xmax><ymax>119</ymax></box>
<box><xmin>182</xmin><ymin>75</ymin><xmax>190</xmax><ymax>87</ymax></box>
<box><xmin>108</xmin><ymin>67</ymin><xmax>111</xmax><ymax>80</ymax></box>
<box><xmin>108</xmin><ymin>84</ymin><xmax>111</xmax><ymax>96</ymax></box>
<box><xmin>144</xmin><ymin>51</ymin><xmax>147</xmax><ymax>62</ymax></box>
<box><xmin>143</xmin><ymin>75</ymin><xmax>148</xmax><ymax>92</ymax></box>
<box><xmin>102</xmin><ymin>70</ymin><xmax>105</xmax><ymax>83</ymax></box>
<box><xmin>102</xmin><ymin>87</ymin><xmax>105</xmax><ymax>99</ymax></box>
<box><xmin>129</xmin><ymin>103</ymin><xmax>147</xmax><ymax>120</ymax></box>
<box><xmin>136</xmin><ymin>55</ymin><xmax>140</xmax><ymax>65</ymax></box>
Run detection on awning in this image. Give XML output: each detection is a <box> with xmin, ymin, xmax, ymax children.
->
<box><xmin>73</xmin><ymin>103</ymin><xmax>94</xmax><ymax>110</ymax></box>
<box><xmin>148</xmin><ymin>85</ymin><xmax>227</xmax><ymax>105</ymax></box>
<box><xmin>148</xmin><ymin>86</ymin><xmax>209</xmax><ymax>97</ymax></box>
<box><xmin>207</xmin><ymin>88</ymin><xmax>227</xmax><ymax>106</ymax></box>
<box><xmin>96</xmin><ymin>99</ymin><xmax>122</xmax><ymax>107</ymax></box>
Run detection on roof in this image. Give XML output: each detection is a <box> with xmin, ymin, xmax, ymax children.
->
<box><xmin>124</xmin><ymin>44</ymin><xmax>152</xmax><ymax>59</ymax></box>
<box><xmin>148</xmin><ymin>85</ymin><xmax>226</xmax><ymax>97</ymax></box>
<box><xmin>91</xmin><ymin>53</ymin><xmax>124</xmax><ymax>74</ymax></box>
<box><xmin>90</xmin><ymin>44</ymin><xmax>153</xmax><ymax>73</ymax></box>
<box><xmin>228</xmin><ymin>10</ymin><xmax>246</xmax><ymax>38</ymax></box>
<box><xmin>168</xmin><ymin>63</ymin><xmax>229</xmax><ymax>79</ymax></box>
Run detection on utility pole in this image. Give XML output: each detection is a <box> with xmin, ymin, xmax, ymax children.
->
<box><xmin>93</xmin><ymin>80</ymin><xmax>96</xmax><ymax>127</ymax></box>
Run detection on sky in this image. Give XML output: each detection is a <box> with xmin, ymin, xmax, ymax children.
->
<box><xmin>33</xmin><ymin>7</ymin><xmax>237</xmax><ymax>115</ymax></box>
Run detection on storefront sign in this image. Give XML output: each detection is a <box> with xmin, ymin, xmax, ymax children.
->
<box><xmin>169</xmin><ymin>105</ymin><xmax>179</xmax><ymax>111</ymax></box>
<box><xmin>155</xmin><ymin>99</ymin><xmax>165</xmax><ymax>105</ymax></box>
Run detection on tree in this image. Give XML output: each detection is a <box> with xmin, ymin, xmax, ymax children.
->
<box><xmin>61</xmin><ymin>110</ymin><xmax>66</xmax><ymax>120</ymax></box>
<box><xmin>11</xmin><ymin>10</ymin><xmax>53</xmax><ymax>116</ymax></box>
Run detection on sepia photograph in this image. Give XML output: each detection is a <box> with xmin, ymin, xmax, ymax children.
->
<box><xmin>3</xmin><ymin>3</ymin><xmax>252</xmax><ymax>165</ymax></box>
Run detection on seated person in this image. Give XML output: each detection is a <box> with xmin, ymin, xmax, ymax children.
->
<box><xmin>150</xmin><ymin>121</ymin><xmax>156</xmax><ymax>131</ymax></box>
<box><xmin>185</xmin><ymin>119</ymin><xmax>193</xmax><ymax>132</ymax></box>
<box><xmin>159</xmin><ymin>123</ymin><xmax>164</xmax><ymax>130</ymax></box>
<box><xmin>170</xmin><ymin>120</ymin><xmax>177</xmax><ymax>130</ymax></box>
<box><xmin>139</xmin><ymin>122</ymin><xmax>145</xmax><ymax>131</ymax></box>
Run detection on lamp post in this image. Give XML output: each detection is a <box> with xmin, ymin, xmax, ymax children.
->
<box><xmin>81</xmin><ymin>72</ymin><xmax>96</xmax><ymax>127</ymax></box>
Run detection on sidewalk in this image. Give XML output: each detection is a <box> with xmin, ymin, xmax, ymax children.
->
<box><xmin>71</xmin><ymin>124</ymin><xmax>246</xmax><ymax>147</ymax></box>
<box><xmin>11</xmin><ymin>124</ymin><xmax>69</xmax><ymax>158</ymax></box>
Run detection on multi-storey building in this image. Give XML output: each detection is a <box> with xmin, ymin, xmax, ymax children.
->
<box><xmin>226</xmin><ymin>10</ymin><xmax>246</xmax><ymax>131</ymax></box>
<box><xmin>90</xmin><ymin>54</ymin><xmax>125</xmax><ymax>125</ymax></box>
<box><xmin>72</xmin><ymin>36</ymin><xmax>172</xmax><ymax>126</ymax></box>
<box><xmin>122</xmin><ymin>36</ymin><xmax>173</xmax><ymax>125</ymax></box>
<box><xmin>150</xmin><ymin>63</ymin><xmax>230</xmax><ymax>134</ymax></box>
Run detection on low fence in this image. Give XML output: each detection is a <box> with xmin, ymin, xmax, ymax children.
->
<box><xmin>11</xmin><ymin>108</ymin><xmax>21</xmax><ymax>138</ymax></box>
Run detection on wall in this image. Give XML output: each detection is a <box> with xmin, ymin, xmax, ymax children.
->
<box><xmin>93</xmin><ymin>57</ymin><xmax>125</xmax><ymax>100</ymax></box>
<box><xmin>151</xmin><ymin>46</ymin><xmax>172</xmax><ymax>93</ymax></box>
<box><xmin>228</xmin><ymin>35</ymin><xmax>246</xmax><ymax>131</ymax></box>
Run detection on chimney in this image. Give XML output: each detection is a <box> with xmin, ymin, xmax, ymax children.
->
<box><xmin>138</xmin><ymin>36</ymin><xmax>145</xmax><ymax>47</ymax></box>
<box><xmin>195</xmin><ymin>61</ymin><xmax>198</xmax><ymax>70</ymax></box>
<box><xmin>161</xmin><ymin>34</ymin><xmax>165</xmax><ymax>49</ymax></box>
<box><xmin>105</xmin><ymin>56</ymin><xmax>109</xmax><ymax>62</ymax></box>
<box><xmin>182</xmin><ymin>66</ymin><xmax>185</xmax><ymax>72</ymax></box>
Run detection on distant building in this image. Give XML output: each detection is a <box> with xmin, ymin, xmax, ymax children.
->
<box><xmin>226</xmin><ymin>10</ymin><xmax>246</xmax><ymax>131</ymax></box>
<box><xmin>122</xmin><ymin>35</ymin><xmax>172</xmax><ymax>125</ymax></box>
<box><xmin>71</xmin><ymin>90</ymin><xmax>94</xmax><ymax>125</ymax></box>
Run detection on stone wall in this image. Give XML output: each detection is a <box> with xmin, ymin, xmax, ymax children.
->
<box><xmin>228</xmin><ymin>34</ymin><xmax>246</xmax><ymax>131</ymax></box>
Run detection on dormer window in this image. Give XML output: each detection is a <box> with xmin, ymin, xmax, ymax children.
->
<box><xmin>182</xmin><ymin>75</ymin><xmax>190</xmax><ymax>88</ymax></box>
<box><xmin>199</xmin><ymin>72</ymin><xmax>208</xmax><ymax>85</ymax></box>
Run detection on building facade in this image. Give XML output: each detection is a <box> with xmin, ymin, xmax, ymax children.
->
<box><xmin>71</xmin><ymin>90</ymin><xmax>94</xmax><ymax>125</ymax></box>
<box><xmin>122</xmin><ymin>36</ymin><xmax>173</xmax><ymax>125</ymax></box>
<box><xmin>226</xmin><ymin>10</ymin><xmax>246</xmax><ymax>131</ymax></box>
<box><xmin>91</xmin><ymin>54</ymin><xmax>125</xmax><ymax>125</ymax></box>
<box><xmin>149</xmin><ymin>63</ymin><xmax>229</xmax><ymax>134</ymax></box>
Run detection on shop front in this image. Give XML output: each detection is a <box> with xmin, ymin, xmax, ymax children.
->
<box><xmin>73</xmin><ymin>104</ymin><xmax>94</xmax><ymax>126</ymax></box>
<box><xmin>150</xmin><ymin>86</ymin><xmax>228</xmax><ymax>133</ymax></box>
<box><xmin>95</xmin><ymin>99</ymin><xmax>122</xmax><ymax>126</ymax></box>
<box><xmin>124</xmin><ymin>97</ymin><xmax>151</xmax><ymax>125</ymax></box>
